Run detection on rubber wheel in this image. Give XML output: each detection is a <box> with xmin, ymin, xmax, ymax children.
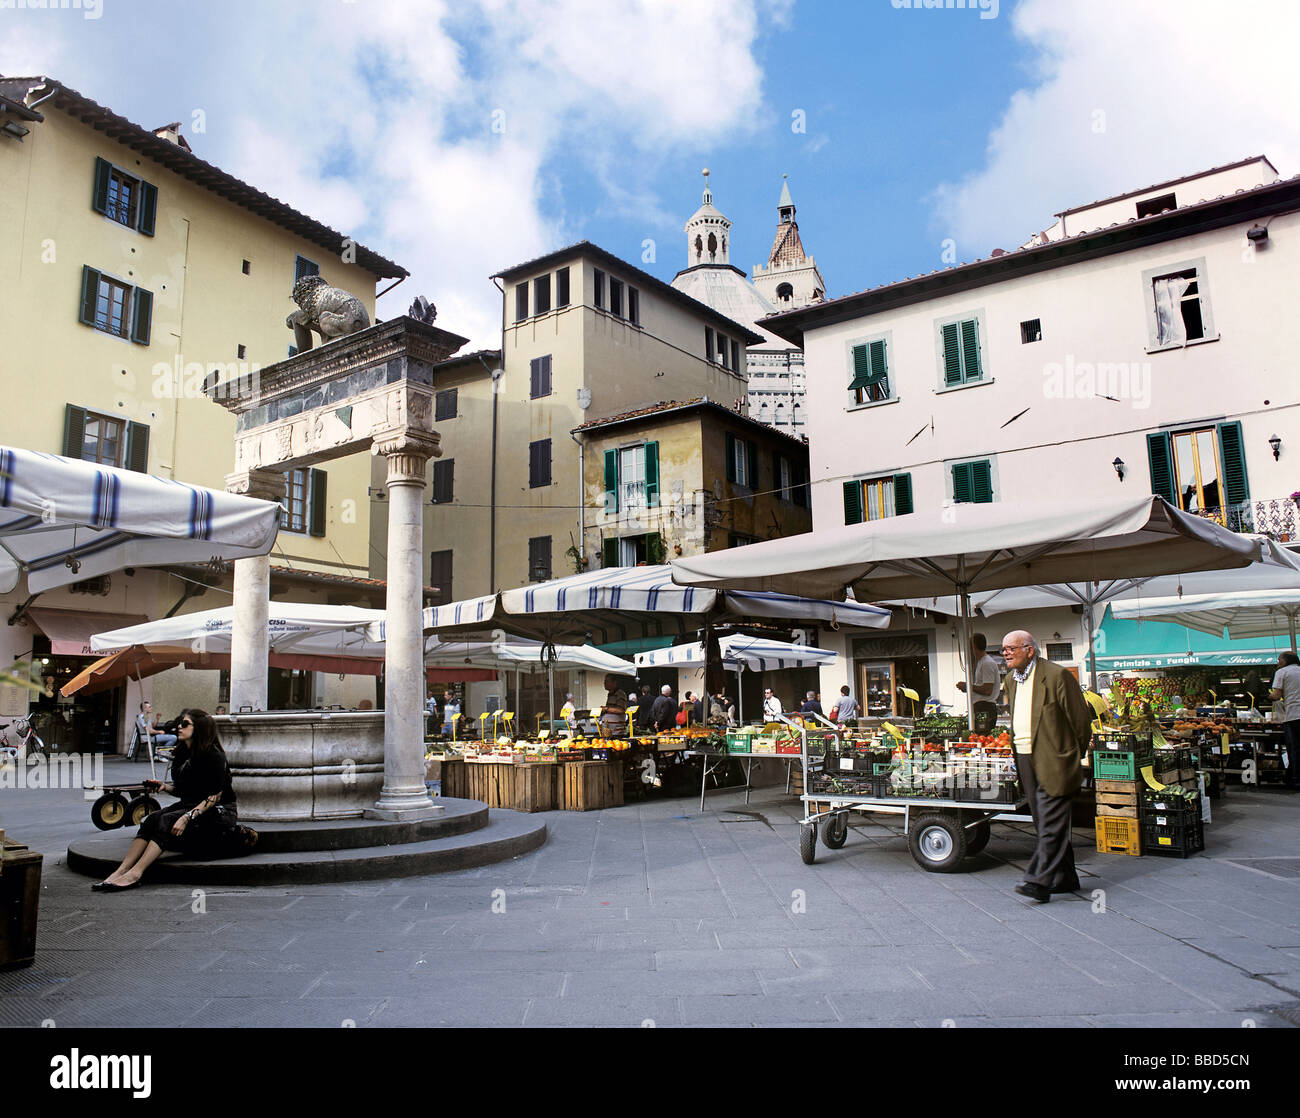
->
<box><xmin>966</xmin><ymin>819</ymin><xmax>992</xmax><ymax>856</ymax></box>
<box><xmin>91</xmin><ymin>793</ymin><xmax>130</xmax><ymax>830</ymax></box>
<box><xmin>909</xmin><ymin>812</ymin><xmax>968</xmax><ymax>873</ymax></box>
<box><xmin>126</xmin><ymin>795</ymin><xmax>160</xmax><ymax>827</ymax></box>
<box><xmin>799</xmin><ymin>823</ymin><xmax>817</xmax><ymax>865</ymax></box>
<box><xmin>822</xmin><ymin>812</ymin><xmax>849</xmax><ymax>849</ymax></box>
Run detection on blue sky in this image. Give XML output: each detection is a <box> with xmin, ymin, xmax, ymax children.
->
<box><xmin>4</xmin><ymin>0</ymin><xmax>1298</xmax><ymax>346</ymax></box>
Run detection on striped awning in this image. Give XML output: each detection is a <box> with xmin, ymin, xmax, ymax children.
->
<box><xmin>401</xmin><ymin>565</ymin><xmax>890</xmax><ymax>646</ymax></box>
<box><xmin>0</xmin><ymin>447</ymin><xmax>280</xmax><ymax>593</ymax></box>
<box><xmin>635</xmin><ymin>634</ymin><xmax>838</xmax><ymax>672</ymax></box>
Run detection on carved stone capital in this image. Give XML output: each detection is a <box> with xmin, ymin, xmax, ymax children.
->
<box><xmin>226</xmin><ymin>468</ymin><xmax>287</xmax><ymax>503</ymax></box>
<box><xmin>372</xmin><ymin>428</ymin><xmax>441</xmax><ymax>484</ymax></box>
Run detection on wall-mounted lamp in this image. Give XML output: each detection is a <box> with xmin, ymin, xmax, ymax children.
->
<box><xmin>1112</xmin><ymin>457</ymin><xmax>1126</xmax><ymax>482</ymax></box>
<box><xmin>1247</xmin><ymin>224</ymin><xmax>1269</xmax><ymax>244</ymax></box>
<box><xmin>1269</xmin><ymin>434</ymin><xmax>1282</xmax><ymax>461</ymax></box>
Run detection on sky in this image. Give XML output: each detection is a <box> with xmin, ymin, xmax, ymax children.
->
<box><xmin>4</xmin><ymin>0</ymin><xmax>1300</xmax><ymax>349</ymax></box>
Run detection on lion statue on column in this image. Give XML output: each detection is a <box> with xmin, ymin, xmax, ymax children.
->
<box><xmin>286</xmin><ymin>275</ymin><xmax>371</xmax><ymax>350</ymax></box>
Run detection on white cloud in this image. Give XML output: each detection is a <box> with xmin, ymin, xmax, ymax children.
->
<box><xmin>930</xmin><ymin>0</ymin><xmax>1300</xmax><ymax>256</ymax></box>
<box><xmin>2</xmin><ymin>0</ymin><xmax>777</xmax><ymax>347</ymax></box>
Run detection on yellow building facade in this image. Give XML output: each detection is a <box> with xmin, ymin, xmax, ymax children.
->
<box><xmin>0</xmin><ymin>77</ymin><xmax>407</xmax><ymax>745</ymax></box>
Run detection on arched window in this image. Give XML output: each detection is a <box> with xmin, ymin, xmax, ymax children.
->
<box><xmin>694</xmin><ymin>234</ymin><xmax>703</xmax><ymax>261</ymax></box>
<box><xmin>776</xmin><ymin>282</ymin><xmax>794</xmax><ymax>303</ymax></box>
<box><xmin>707</xmin><ymin>232</ymin><xmax>717</xmax><ymax>260</ymax></box>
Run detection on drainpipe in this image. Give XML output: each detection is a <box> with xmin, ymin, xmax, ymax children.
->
<box><xmin>570</xmin><ymin>430</ymin><xmax>585</xmax><ymax>571</ymax></box>
<box><xmin>27</xmin><ymin>82</ymin><xmax>61</xmax><ymax>112</ymax></box>
<box><xmin>488</xmin><ymin>279</ymin><xmax>505</xmax><ymax>593</ymax></box>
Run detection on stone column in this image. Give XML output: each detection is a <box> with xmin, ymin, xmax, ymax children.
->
<box><xmin>369</xmin><ymin>430</ymin><xmax>443</xmax><ymax>819</ymax></box>
<box><xmin>225</xmin><ymin>469</ymin><xmax>286</xmax><ymax>713</ymax></box>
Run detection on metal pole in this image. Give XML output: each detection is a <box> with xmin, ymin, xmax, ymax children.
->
<box><xmin>737</xmin><ymin>662</ymin><xmax>745</xmax><ymax>723</ymax></box>
<box><xmin>956</xmin><ymin>556</ymin><xmax>975</xmax><ymax>730</ymax></box>
<box><xmin>1085</xmin><ymin>599</ymin><xmax>1100</xmax><ymax>692</ymax></box>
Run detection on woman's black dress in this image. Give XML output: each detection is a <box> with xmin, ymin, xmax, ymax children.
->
<box><xmin>137</xmin><ymin>743</ymin><xmax>238</xmax><ymax>854</ymax></box>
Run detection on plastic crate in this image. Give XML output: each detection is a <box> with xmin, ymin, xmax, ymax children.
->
<box><xmin>1092</xmin><ymin>750</ymin><xmax>1149</xmax><ymax>781</ymax></box>
<box><xmin>1095</xmin><ymin>815</ymin><xmax>1141</xmax><ymax>856</ymax></box>
<box><xmin>1142</xmin><ymin>816</ymin><xmax>1204</xmax><ymax>858</ymax></box>
<box><xmin>1142</xmin><ymin>794</ymin><xmax>1201</xmax><ymax>824</ymax></box>
<box><xmin>1092</xmin><ymin>730</ymin><xmax>1154</xmax><ymax>753</ymax></box>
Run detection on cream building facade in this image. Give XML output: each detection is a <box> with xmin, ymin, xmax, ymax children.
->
<box><xmin>761</xmin><ymin>156</ymin><xmax>1300</xmax><ymax>715</ymax></box>
<box><xmin>413</xmin><ymin>242</ymin><xmax>760</xmax><ymax>601</ymax></box>
<box><xmin>0</xmin><ymin>77</ymin><xmax>407</xmax><ymax>745</ymax></box>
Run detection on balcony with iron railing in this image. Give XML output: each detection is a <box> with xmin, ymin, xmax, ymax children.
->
<box><xmin>1191</xmin><ymin>496</ymin><xmax>1299</xmax><ymax>543</ymax></box>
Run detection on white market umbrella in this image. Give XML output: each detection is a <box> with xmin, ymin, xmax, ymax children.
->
<box><xmin>389</xmin><ymin>566</ymin><xmax>887</xmax><ymax>726</ymax></box>
<box><xmin>1111</xmin><ymin>588</ymin><xmax>1300</xmax><ymax>652</ymax></box>
<box><xmin>892</xmin><ymin>538</ymin><xmax>1300</xmax><ymax>686</ymax></box>
<box><xmin>635</xmin><ymin>633</ymin><xmax>837</xmax><ymax>722</ymax></box>
<box><xmin>0</xmin><ymin>446</ymin><xmax>279</xmax><ymax>593</ymax></box>
<box><xmin>671</xmin><ymin>496</ymin><xmax>1263</xmax><ymax>725</ymax></box>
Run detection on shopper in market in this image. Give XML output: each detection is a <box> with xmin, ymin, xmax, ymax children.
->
<box><xmin>440</xmin><ymin>689</ymin><xmax>461</xmax><ymax>735</ymax></box>
<box><xmin>1001</xmin><ymin>630</ymin><xmax>1092</xmax><ymax>903</ymax></box>
<box><xmin>829</xmin><ymin>685</ymin><xmax>858</xmax><ymax>723</ymax></box>
<box><xmin>1269</xmin><ymin>651</ymin><xmax>1300</xmax><ymax>789</ymax></box>
<box><xmin>800</xmin><ymin>691</ymin><xmax>823</xmax><ymax>717</ymax></box>
<box><xmin>763</xmin><ymin>688</ymin><xmax>783</xmax><ymax>720</ymax></box>
<box><xmin>956</xmin><ymin>632</ymin><xmax>1001</xmax><ymax>734</ymax></box>
<box><xmin>650</xmin><ymin>684</ymin><xmax>677</xmax><ymax>732</ymax></box>
<box><xmin>560</xmin><ymin>692</ymin><xmax>577</xmax><ymax>728</ymax></box>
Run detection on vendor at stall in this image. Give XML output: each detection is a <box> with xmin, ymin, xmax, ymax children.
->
<box><xmin>763</xmin><ymin>688</ymin><xmax>783</xmax><ymax>720</ymax></box>
<box><xmin>957</xmin><ymin>632</ymin><xmax>1001</xmax><ymax>734</ymax></box>
<box><xmin>599</xmin><ymin>674</ymin><xmax>628</xmax><ymax>737</ymax></box>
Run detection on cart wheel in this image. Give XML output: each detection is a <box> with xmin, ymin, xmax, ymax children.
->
<box><xmin>91</xmin><ymin>793</ymin><xmax>130</xmax><ymax>831</ymax></box>
<box><xmin>799</xmin><ymin>823</ymin><xmax>817</xmax><ymax>865</ymax></box>
<box><xmin>126</xmin><ymin>795</ymin><xmax>160</xmax><ymax>827</ymax></box>
<box><xmin>822</xmin><ymin>812</ymin><xmax>849</xmax><ymax>849</ymax></box>
<box><xmin>909</xmin><ymin>812</ymin><xmax>967</xmax><ymax>873</ymax></box>
<box><xmin>966</xmin><ymin>820</ymin><xmax>992</xmax><ymax>856</ymax></box>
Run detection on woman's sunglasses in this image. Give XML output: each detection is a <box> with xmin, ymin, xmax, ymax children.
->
<box><xmin>178</xmin><ymin>719</ymin><xmax>193</xmax><ymax>728</ymax></box>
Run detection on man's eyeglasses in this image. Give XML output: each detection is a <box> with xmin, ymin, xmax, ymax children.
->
<box><xmin>1000</xmin><ymin>644</ymin><xmax>1029</xmax><ymax>653</ymax></box>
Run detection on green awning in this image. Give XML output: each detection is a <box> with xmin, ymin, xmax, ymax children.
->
<box><xmin>1093</xmin><ymin>609</ymin><xmax>1292</xmax><ymax>670</ymax></box>
<box><xmin>596</xmin><ymin>635</ymin><xmax>679</xmax><ymax>658</ymax></box>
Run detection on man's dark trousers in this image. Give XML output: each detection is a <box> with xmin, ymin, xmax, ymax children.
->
<box><xmin>1014</xmin><ymin>752</ymin><xmax>1078</xmax><ymax>891</ymax></box>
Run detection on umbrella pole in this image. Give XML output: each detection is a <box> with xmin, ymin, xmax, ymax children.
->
<box><xmin>1289</xmin><ymin>608</ymin><xmax>1298</xmax><ymax>654</ymax></box>
<box><xmin>1086</xmin><ymin>599</ymin><xmax>1100</xmax><ymax>692</ymax></box>
<box><xmin>956</xmin><ymin>559</ymin><xmax>976</xmax><ymax>731</ymax></box>
<box><xmin>737</xmin><ymin>662</ymin><xmax>744</xmax><ymax>724</ymax></box>
<box><xmin>132</xmin><ymin>661</ymin><xmax>156</xmax><ymax>781</ymax></box>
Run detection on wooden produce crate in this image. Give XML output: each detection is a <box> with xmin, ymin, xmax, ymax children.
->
<box><xmin>559</xmin><ymin>761</ymin><xmax>624</xmax><ymax>812</ymax></box>
<box><xmin>440</xmin><ymin>759</ymin><xmax>468</xmax><ymax>799</ymax></box>
<box><xmin>512</xmin><ymin>762</ymin><xmax>557</xmax><ymax>813</ymax></box>
<box><xmin>1095</xmin><ymin>815</ymin><xmax>1141</xmax><ymax>856</ymax></box>
<box><xmin>463</xmin><ymin>761</ymin><xmax>518</xmax><ymax>808</ymax></box>
<box><xmin>1095</xmin><ymin>779</ymin><xmax>1139</xmax><ymax>819</ymax></box>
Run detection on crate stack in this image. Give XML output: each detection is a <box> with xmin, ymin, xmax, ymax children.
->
<box><xmin>1092</xmin><ymin>733</ymin><xmax>1205</xmax><ymax>858</ymax></box>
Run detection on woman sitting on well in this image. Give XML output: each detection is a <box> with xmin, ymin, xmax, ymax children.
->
<box><xmin>94</xmin><ymin>708</ymin><xmax>237</xmax><ymax>891</ymax></box>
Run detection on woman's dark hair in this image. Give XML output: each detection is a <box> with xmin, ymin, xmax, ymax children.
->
<box><xmin>181</xmin><ymin>709</ymin><xmax>225</xmax><ymax>757</ymax></box>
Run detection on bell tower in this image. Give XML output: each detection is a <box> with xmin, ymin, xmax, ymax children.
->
<box><xmin>684</xmin><ymin>168</ymin><xmax>731</xmax><ymax>267</ymax></box>
<box><xmin>752</xmin><ymin>175</ymin><xmax>826</xmax><ymax>309</ymax></box>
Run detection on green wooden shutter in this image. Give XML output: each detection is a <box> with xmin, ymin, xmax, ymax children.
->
<box><xmin>952</xmin><ymin>462</ymin><xmax>973</xmax><ymax>504</ymax></box>
<box><xmin>308</xmin><ymin>468</ymin><xmax>327</xmax><ymax>537</ymax></box>
<box><xmin>63</xmin><ymin>405</ymin><xmax>87</xmax><ymax>459</ymax></box>
<box><xmin>130</xmin><ymin>287</ymin><xmax>153</xmax><ymax>345</ymax></box>
<box><xmin>941</xmin><ymin>322</ymin><xmax>962</xmax><ymax>386</ymax></box>
<box><xmin>971</xmin><ymin>459</ymin><xmax>993</xmax><ymax>503</ymax></box>
<box><xmin>124</xmin><ymin>422</ymin><xmax>149</xmax><ymax>473</ymax></box>
<box><xmin>746</xmin><ymin>441</ymin><xmax>757</xmax><ymax>489</ymax></box>
<box><xmin>138</xmin><ymin>180</ymin><xmax>157</xmax><ymax>236</ymax></box>
<box><xmin>604</xmin><ymin>448</ymin><xmax>618</xmax><ymax>513</ymax></box>
<box><xmin>960</xmin><ymin>319</ymin><xmax>981</xmax><ymax>381</ymax></box>
<box><xmin>92</xmin><ymin>157</ymin><xmax>111</xmax><ymax>215</ymax></box>
<box><xmin>849</xmin><ymin>344</ymin><xmax>871</xmax><ymax>391</ymax></box>
<box><xmin>868</xmin><ymin>339</ymin><xmax>887</xmax><ymax>384</ymax></box>
<box><xmin>725</xmin><ymin>433</ymin><xmax>736</xmax><ymax>482</ymax></box>
<box><xmin>644</xmin><ymin>441</ymin><xmax>659</xmax><ymax>508</ymax></box>
<box><xmin>1146</xmin><ymin>432</ymin><xmax>1175</xmax><ymax>503</ymax></box>
<box><xmin>893</xmin><ymin>472</ymin><xmax>913</xmax><ymax>515</ymax></box>
<box><xmin>843</xmin><ymin>480</ymin><xmax>863</xmax><ymax>525</ymax></box>
<box><xmin>603</xmin><ymin>537</ymin><xmax>618</xmax><ymax>569</ymax></box>
<box><xmin>646</xmin><ymin>533</ymin><xmax>664</xmax><ymax>565</ymax></box>
<box><xmin>79</xmin><ymin>266</ymin><xmax>101</xmax><ymax>326</ymax></box>
<box><xmin>1217</xmin><ymin>421</ymin><xmax>1250</xmax><ymax>506</ymax></box>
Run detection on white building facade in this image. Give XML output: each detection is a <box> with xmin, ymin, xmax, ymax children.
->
<box><xmin>763</xmin><ymin>157</ymin><xmax>1300</xmax><ymax>711</ymax></box>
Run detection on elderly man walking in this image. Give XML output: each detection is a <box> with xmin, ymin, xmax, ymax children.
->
<box><xmin>1001</xmin><ymin>630</ymin><xmax>1092</xmax><ymax>902</ymax></box>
